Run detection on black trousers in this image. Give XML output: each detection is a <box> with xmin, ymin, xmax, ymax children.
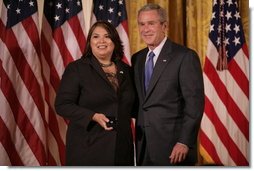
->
<box><xmin>138</xmin><ymin>133</ymin><xmax>196</xmax><ymax>166</ymax></box>
<box><xmin>139</xmin><ymin>133</ymin><xmax>155</xmax><ymax>166</ymax></box>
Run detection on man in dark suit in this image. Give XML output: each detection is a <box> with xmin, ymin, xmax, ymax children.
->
<box><xmin>131</xmin><ymin>3</ymin><xmax>205</xmax><ymax>166</ymax></box>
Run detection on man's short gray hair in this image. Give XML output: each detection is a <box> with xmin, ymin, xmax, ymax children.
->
<box><xmin>138</xmin><ymin>3</ymin><xmax>167</xmax><ymax>23</ymax></box>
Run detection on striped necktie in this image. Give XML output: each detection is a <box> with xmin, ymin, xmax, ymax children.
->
<box><xmin>144</xmin><ymin>51</ymin><xmax>155</xmax><ymax>92</ymax></box>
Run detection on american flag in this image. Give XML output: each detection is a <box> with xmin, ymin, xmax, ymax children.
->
<box><xmin>199</xmin><ymin>0</ymin><xmax>249</xmax><ymax>166</ymax></box>
<box><xmin>41</xmin><ymin>0</ymin><xmax>86</xmax><ymax>165</ymax></box>
<box><xmin>91</xmin><ymin>0</ymin><xmax>131</xmax><ymax>65</ymax></box>
<box><xmin>0</xmin><ymin>0</ymin><xmax>47</xmax><ymax>165</ymax></box>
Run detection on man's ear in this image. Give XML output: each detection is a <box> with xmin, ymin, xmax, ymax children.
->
<box><xmin>162</xmin><ymin>21</ymin><xmax>168</xmax><ymax>33</ymax></box>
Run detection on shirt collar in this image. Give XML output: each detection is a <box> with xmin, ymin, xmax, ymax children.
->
<box><xmin>148</xmin><ymin>37</ymin><xmax>167</xmax><ymax>57</ymax></box>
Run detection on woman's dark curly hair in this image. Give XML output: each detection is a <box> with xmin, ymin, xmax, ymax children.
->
<box><xmin>83</xmin><ymin>20</ymin><xmax>124</xmax><ymax>61</ymax></box>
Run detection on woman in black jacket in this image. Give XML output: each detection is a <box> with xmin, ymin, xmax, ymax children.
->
<box><xmin>55</xmin><ymin>21</ymin><xmax>136</xmax><ymax>166</ymax></box>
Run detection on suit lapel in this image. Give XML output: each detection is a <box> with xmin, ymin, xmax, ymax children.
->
<box><xmin>89</xmin><ymin>56</ymin><xmax>118</xmax><ymax>93</ymax></box>
<box><xmin>144</xmin><ymin>40</ymin><xmax>174</xmax><ymax>101</ymax></box>
<box><xmin>90</xmin><ymin>56</ymin><xmax>109</xmax><ymax>82</ymax></box>
<box><xmin>116</xmin><ymin>61</ymin><xmax>125</xmax><ymax>87</ymax></box>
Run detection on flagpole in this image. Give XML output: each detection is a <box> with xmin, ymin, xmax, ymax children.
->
<box><xmin>82</xmin><ymin>0</ymin><xmax>93</xmax><ymax>37</ymax></box>
<box><xmin>0</xmin><ymin>0</ymin><xmax>2</xmax><ymax>15</ymax></box>
<box><xmin>37</xmin><ymin>0</ymin><xmax>44</xmax><ymax>31</ymax></box>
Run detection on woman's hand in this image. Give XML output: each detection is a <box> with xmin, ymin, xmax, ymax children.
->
<box><xmin>92</xmin><ymin>113</ymin><xmax>113</xmax><ymax>131</ymax></box>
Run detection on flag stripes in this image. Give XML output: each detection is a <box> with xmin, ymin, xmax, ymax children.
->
<box><xmin>203</xmin><ymin>96</ymin><xmax>248</xmax><ymax>165</ymax></box>
<box><xmin>204</xmin><ymin>42</ymin><xmax>249</xmax><ymax>139</ymax></box>
<box><xmin>199</xmin><ymin>0</ymin><xmax>249</xmax><ymax>166</ymax></box>
<box><xmin>0</xmin><ymin>1</ymin><xmax>48</xmax><ymax>164</ymax></box>
<box><xmin>40</xmin><ymin>33</ymin><xmax>61</xmax><ymax>91</ymax></box>
<box><xmin>0</xmin><ymin>104</ymin><xmax>23</xmax><ymax>166</ymax></box>
<box><xmin>116</xmin><ymin>20</ymin><xmax>131</xmax><ymax>65</ymax></box>
<box><xmin>0</xmin><ymin>57</ymin><xmax>46</xmax><ymax>165</ymax></box>
<box><xmin>67</xmin><ymin>15</ymin><xmax>86</xmax><ymax>53</ymax></box>
<box><xmin>40</xmin><ymin>0</ymin><xmax>87</xmax><ymax>165</ymax></box>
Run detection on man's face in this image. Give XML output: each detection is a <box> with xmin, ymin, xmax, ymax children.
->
<box><xmin>138</xmin><ymin>10</ymin><xmax>167</xmax><ymax>49</ymax></box>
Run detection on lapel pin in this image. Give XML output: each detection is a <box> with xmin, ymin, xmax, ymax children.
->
<box><xmin>163</xmin><ymin>59</ymin><xmax>167</xmax><ymax>62</ymax></box>
<box><xmin>119</xmin><ymin>71</ymin><xmax>124</xmax><ymax>74</ymax></box>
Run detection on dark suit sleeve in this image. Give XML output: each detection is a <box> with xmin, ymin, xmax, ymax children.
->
<box><xmin>178</xmin><ymin>50</ymin><xmax>205</xmax><ymax>147</ymax></box>
<box><xmin>54</xmin><ymin>62</ymin><xmax>95</xmax><ymax>128</ymax></box>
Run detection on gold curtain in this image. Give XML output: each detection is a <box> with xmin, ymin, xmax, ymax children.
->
<box><xmin>125</xmin><ymin>0</ymin><xmax>147</xmax><ymax>53</ymax></box>
<box><xmin>126</xmin><ymin>0</ymin><xmax>249</xmax><ymax>165</ymax></box>
<box><xmin>126</xmin><ymin>0</ymin><xmax>249</xmax><ymax>68</ymax></box>
<box><xmin>186</xmin><ymin>0</ymin><xmax>213</xmax><ymax>66</ymax></box>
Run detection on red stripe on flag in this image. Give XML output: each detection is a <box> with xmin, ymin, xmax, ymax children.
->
<box><xmin>204</xmin><ymin>96</ymin><xmax>249</xmax><ymax>165</ymax></box>
<box><xmin>0</xmin><ymin>66</ymin><xmax>46</xmax><ymax>165</ymax></box>
<box><xmin>0</xmin><ymin>116</ymin><xmax>23</xmax><ymax>165</ymax></box>
<box><xmin>68</xmin><ymin>15</ymin><xmax>86</xmax><ymax>53</ymax></box>
<box><xmin>1</xmin><ymin>0</ymin><xmax>49</xmax><ymax>164</ymax></box>
<box><xmin>242</xmin><ymin>44</ymin><xmax>249</xmax><ymax>59</ymax></box>
<box><xmin>121</xmin><ymin>20</ymin><xmax>129</xmax><ymax>34</ymax></box>
<box><xmin>41</xmin><ymin>68</ymin><xmax>66</xmax><ymax>165</ymax></box>
<box><xmin>228</xmin><ymin>59</ymin><xmax>249</xmax><ymax>98</ymax></box>
<box><xmin>204</xmin><ymin>58</ymin><xmax>249</xmax><ymax>140</ymax></box>
<box><xmin>47</xmin><ymin>151</ymin><xmax>57</xmax><ymax>166</ymax></box>
<box><xmin>48</xmin><ymin>106</ymin><xmax>66</xmax><ymax>164</ymax></box>
<box><xmin>0</xmin><ymin>21</ymin><xmax>46</xmax><ymax>122</ymax></box>
<box><xmin>122</xmin><ymin>55</ymin><xmax>129</xmax><ymax>65</ymax></box>
<box><xmin>22</xmin><ymin>17</ymin><xmax>41</xmax><ymax>56</ymax></box>
<box><xmin>199</xmin><ymin>130</ymin><xmax>222</xmax><ymax>165</ymax></box>
<box><xmin>41</xmin><ymin>34</ymin><xmax>61</xmax><ymax>92</ymax></box>
<box><xmin>53</xmin><ymin>28</ymin><xmax>74</xmax><ymax>67</ymax></box>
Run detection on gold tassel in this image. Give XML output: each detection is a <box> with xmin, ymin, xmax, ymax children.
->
<box><xmin>216</xmin><ymin>45</ymin><xmax>228</xmax><ymax>71</ymax></box>
<box><xmin>216</xmin><ymin>0</ymin><xmax>228</xmax><ymax>71</ymax></box>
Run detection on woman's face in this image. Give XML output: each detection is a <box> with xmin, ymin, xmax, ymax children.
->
<box><xmin>90</xmin><ymin>26</ymin><xmax>115</xmax><ymax>61</ymax></box>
